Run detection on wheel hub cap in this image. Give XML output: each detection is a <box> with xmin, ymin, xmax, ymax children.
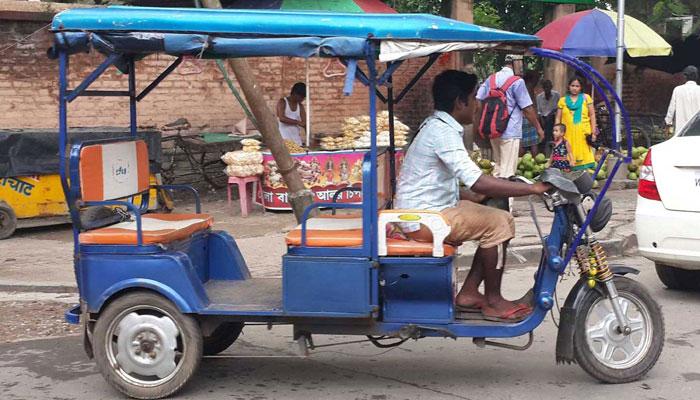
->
<box><xmin>115</xmin><ymin>313</ymin><xmax>179</xmax><ymax>379</ymax></box>
<box><xmin>586</xmin><ymin>296</ymin><xmax>650</xmax><ymax>369</ymax></box>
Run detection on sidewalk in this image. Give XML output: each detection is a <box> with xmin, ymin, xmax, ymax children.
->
<box><xmin>0</xmin><ymin>189</ymin><xmax>639</xmax><ymax>291</ymax></box>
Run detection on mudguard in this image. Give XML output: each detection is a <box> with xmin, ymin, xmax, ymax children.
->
<box><xmin>555</xmin><ymin>265</ymin><xmax>639</xmax><ymax>364</ymax></box>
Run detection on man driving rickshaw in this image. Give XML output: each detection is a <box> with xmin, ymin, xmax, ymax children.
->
<box><xmin>396</xmin><ymin>70</ymin><xmax>550</xmax><ymax>322</ymax></box>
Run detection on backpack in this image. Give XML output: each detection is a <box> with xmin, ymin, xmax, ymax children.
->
<box><xmin>478</xmin><ymin>74</ymin><xmax>521</xmax><ymax>140</ymax></box>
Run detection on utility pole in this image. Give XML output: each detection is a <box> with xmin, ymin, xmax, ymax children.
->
<box><xmin>614</xmin><ymin>0</ymin><xmax>625</xmax><ymax>145</ymax></box>
<box><xmin>201</xmin><ymin>0</ymin><xmax>315</xmax><ymax>222</ymax></box>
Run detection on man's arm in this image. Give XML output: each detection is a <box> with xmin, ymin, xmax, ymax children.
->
<box><xmin>587</xmin><ymin>97</ymin><xmax>597</xmax><ymax>140</ymax></box>
<box><xmin>471</xmin><ymin>174</ymin><xmax>550</xmax><ymax>198</ymax></box>
<box><xmin>299</xmin><ymin>104</ymin><xmax>307</xmax><ymax>128</ymax></box>
<box><xmin>513</xmin><ymin>81</ymin><xmax>544</xmax><ymax>140</ymax></box>
<box><xmin>276</xmin><ymin>99</ymin><xmax>301</xmax><ymax>125</ymax></box>
<box><xmin>523</xmin><ymin>105</ymin><xmax>545</xmax><ymax>141</ymax></box>
<box><xmin>472</xmin><ymin>100</ymin><xmax>483</xmax><ymax>138</ymax></box>
<box><xmin>665</xmin><ymin>88</ymin><xmax>677</xmax><ymax>126</ymax></box>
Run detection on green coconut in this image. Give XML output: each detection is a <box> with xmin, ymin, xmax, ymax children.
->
<box><xmin>535</xmin><ymin>153</ymin><xmax>547</xmax><ymax>164</ymax></box>
<box><xmin>628</xmin><ymin>172</ymin><xmax>638</xmax><ymax>180</ymax></box>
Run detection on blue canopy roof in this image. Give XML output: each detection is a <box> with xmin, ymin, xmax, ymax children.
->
<box><xmin>51</xmin><ymin>6</ymin><xmax>540</xmax><ymax>59</ymax></box>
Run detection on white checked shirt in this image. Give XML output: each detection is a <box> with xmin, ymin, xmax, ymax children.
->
<box><xmin>395</xmin><ymin>111</ymin><xmax>483</xmax><ymax>232</ymax></box>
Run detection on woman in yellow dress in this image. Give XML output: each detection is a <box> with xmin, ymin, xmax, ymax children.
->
<box><xmin>556</xmin><ymin>77</ymin><xmax>597</xmax><ymax>170</ymax></box>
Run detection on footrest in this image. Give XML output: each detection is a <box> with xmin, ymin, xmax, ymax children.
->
<box><xmin>65</xmin><ymin>304</ymin><xmax>81</xmax><ymax>325</ymax></box>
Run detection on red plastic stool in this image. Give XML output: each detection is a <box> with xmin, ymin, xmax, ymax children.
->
<box><xmin>227</xmin><ymin>175</ymin><xmax>262</xmax><ymax>217</ymax></box>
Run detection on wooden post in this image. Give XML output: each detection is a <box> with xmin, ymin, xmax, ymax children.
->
<box><xmin>543</xmin><ymin>4</ymin><xmax>576</xmax><ymax>94</ymax></box>
<box><xmin>450</xmin><ymin>0</ymin><xmax>474</xmax><ymax>69</ymax></box>
<box><xmin>201</xmin><ymin>0</ymin><xmax>315</xmax><ymax>222</ymax></box>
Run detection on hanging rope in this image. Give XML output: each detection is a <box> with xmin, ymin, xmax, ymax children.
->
<box><xmin>0</xmin><ymin>23</ymin><xmax>50</xmax><ymax>56</ymax></box>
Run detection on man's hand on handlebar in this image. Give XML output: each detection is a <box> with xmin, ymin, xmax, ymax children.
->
<box><xmin>531</xmin><ymin>182</ymin><xmax>552</xmax><ymax>195</ymax></box>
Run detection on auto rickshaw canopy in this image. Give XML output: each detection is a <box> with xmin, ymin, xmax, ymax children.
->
<box><xmin>51</xmin><ymin>6</ymin><xmax>540</xmax><ymax>61</ymax></box>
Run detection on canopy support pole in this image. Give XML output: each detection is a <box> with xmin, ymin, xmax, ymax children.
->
<box><xmin>387</xmin><ymin>73</ymin><xmax>396</xmax><ymax>208</ymax></box>
<box><xmin>614</xmin><ymin>0</ymin><xmax>625</xmax><ymax>146</ymax></box>
<box><xmin>65</xmin><ymin>53</ymin><xmax>122</xmax><ymax>102</ymax></box>
<box><xmin>136</xmin><ymin>56</ymin><xmax>183</xmax><ymax>101</ymax></box>
<box><xmin>395</xmin><ymin>54</ymin><xmax>439</xmax><ymax>103</ymax></box>
<box><xmin>128</xmin><ymin>57</ymin><xmax>137</xmax><ymax>137</ymax></box>
<box><xmin>57</xmin><ymin>50</ymin><xmax>80</xmax><ymax>252</ymax></box>
<box><xmin>366</xmin><ymin>42</ymin><xmax>379</xmax><ymax>261</ymax></box>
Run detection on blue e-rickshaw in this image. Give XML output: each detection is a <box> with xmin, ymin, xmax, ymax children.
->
<box><xmin>53</xmin><ymin>7</ymin><xmax>663</xmax><ymax>399</ymax></box>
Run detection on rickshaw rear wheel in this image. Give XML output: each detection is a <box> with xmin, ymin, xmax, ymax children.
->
<box><xmin>573</xmin><ymin>276</ymin><xmax>664</xmax><ymax>383</ymax></box>
<box><xmin>203</xmin><ymin>322</ymin><xmax>244</xmax><ymax>356</ymax></box>
<box><xmin>93</xmin><ymin>291</ymin><xmax>203</xmax><ymax>399</ymax></box>
<box><xmin>0</xmin><ymin>202</ymin><xmax>17</xmax><ymax>240</ymax></box>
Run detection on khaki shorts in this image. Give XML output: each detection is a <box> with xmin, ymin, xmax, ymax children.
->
<box><xmin>441</xmin><ymin>200</ymin><xmax>515</xmax><ymax>249</ymax></box>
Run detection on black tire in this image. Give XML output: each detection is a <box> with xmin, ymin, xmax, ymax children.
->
<box><xmin>93</xmin><ymin>291</ymin><xmax>203</xmax><ymax>399</ymax></box>
<box><xmin>203</xmin><ymin>322</ymin><xmax>244</xmax><ymax>356</ymax></box>
<box><xmin>655</xmin><ymin>263</ymin><xmax>700</xmax><ymax>291</ymax></box>
<box><xmin>574</xmin><ymin>276</ymin><xmax>664</xmax><ymax>383</ymax></box>
<box><xmin>0</xmin><ymin>202</ymin><xmax>17</xmax><ymax>240</ymax></box>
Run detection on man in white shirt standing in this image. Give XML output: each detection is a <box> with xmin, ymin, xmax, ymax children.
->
<box><xmin>536</xmin><ymin>79</ymin><xmax>560</xmax><ymax>154</ymax></box>
<box><xmin>395</xmin><ymin>70</ymin><xmax>550</xmax><ymax>322</ymax></box>
<box><xmin>665</xmin><ymin>66</ymin><xmax>700</xmax><ymax>135</ymax></box>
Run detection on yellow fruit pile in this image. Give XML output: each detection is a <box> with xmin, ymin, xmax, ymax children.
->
<box><xmin>284</xmin><ymin>139</ymin><xmax>305</xmax><ymax>154</ymax></box>
<box><xmin>340</xmin><ymin>111</ymin><xmax>410</xmax><ymax>149</ymax></box>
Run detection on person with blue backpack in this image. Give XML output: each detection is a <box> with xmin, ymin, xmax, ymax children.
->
<box><xmin>474</xmin><ymin>56</ymin><xmax>544</xmax><ymax>214</ymax></box>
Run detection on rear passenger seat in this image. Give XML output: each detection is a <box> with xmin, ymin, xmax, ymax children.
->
<box><xmin>285</xmin><ymin>214</ymin><xmax>455</xmax><ymax>257</ymax></box>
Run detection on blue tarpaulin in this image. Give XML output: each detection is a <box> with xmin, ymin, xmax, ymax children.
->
<box><xmin>51</xmin><ymin>6</ymin><xmax>539</xmax><ymax>59</ymax></box>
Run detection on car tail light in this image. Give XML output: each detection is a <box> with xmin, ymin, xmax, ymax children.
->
<box><xmin>638</xmin><ymin>149</ymin><xmax>661</xmax><ymax>201</ymax></box>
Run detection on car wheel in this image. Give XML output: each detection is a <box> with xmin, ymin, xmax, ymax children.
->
<box><xmin>0</xmin><ymin>202</ymin><xmax>17</xmax><ymax>240</ymax></box>
<box><xmin>655</xmin><ymin>263</ymin><xmax>700</xmax><ymax>291</ymax></box>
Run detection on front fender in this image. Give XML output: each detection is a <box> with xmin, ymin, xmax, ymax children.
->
<box><xmin>554</xmin><ymin>266</ymin><xmax>639</xmax><ymax>364</ymax></box>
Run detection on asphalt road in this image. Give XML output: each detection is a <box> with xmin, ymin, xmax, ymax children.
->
<box><xmin>1</xmin><ymin>256</ymin><xmax>699</xmax><ymax>400</ymax></box>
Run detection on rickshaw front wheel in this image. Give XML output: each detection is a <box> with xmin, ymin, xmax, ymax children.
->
<box><xmin>0</xmin><ymin>202</ymin><xmax>17</xmax><ymax>240</ymax></box>
<box><xmin>573</xmin><ymin>276</ymin><xmax>664</xmax><ymax>383</ymax></box>
<box><xmin>93</xmin><ymin>291</ymin><xmax>203</xmax><ymax>399</ymax></box>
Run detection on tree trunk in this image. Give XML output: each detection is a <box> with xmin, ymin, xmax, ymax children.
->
<box><xmin>202</xmin><ymin>0</ymin><xmax>316</xmax><ymax>223</ymax></box>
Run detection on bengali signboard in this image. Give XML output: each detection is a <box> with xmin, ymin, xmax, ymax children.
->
<box><xmin>256</xmin><ymin>150</ymin><xmax>402</xmax><ymax>210</ymax></box>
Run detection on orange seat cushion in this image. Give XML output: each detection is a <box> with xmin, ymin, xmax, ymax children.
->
<box><xmin>79</xmin><ymin>213</ymin><xmax>213</xmax><ymax>245</ymax></box>
<box><xmin>285</xmin><ymin>216</ymin><xmax>455</xmax><ymax>257</ymax></box>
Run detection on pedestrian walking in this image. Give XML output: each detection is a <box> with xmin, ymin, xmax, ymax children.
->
<box><xmin>664</xmin><ymin>65</ymin><xmax>700</xmax><ymax>135</ymax></box>
<box><xmin>474</xmin><ymin>56</ymin><xmax>544</xmax><ymax>213</ymax></box>
<box><xmin>536</xmin><ymin>79</ymin><xmax>560</xmax><ymax>155</ymax></box>
<box><xmin>556</xmin><ymin>77</ymin><xmax>596</xmax><ymax>171</ymax></box>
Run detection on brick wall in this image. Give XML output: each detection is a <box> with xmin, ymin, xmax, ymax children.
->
<box><xmin>1</xmin><ymin>20</ymin><xmax>447</xmax><ymax>134</ymax></box>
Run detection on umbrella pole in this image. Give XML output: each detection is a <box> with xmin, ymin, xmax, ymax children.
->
<box><xmin>614</xmin><ymin>0</ymin><xmax>625</xmax><ymax>148</ymax></box>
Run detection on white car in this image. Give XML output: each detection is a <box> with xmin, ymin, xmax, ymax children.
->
<box><xmin>636</xmin><ymin>112</ymin><xmax>700</xmax><ymax>290</ymax></box>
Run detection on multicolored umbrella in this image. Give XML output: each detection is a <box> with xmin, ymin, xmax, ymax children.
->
<box><xmin>226</xmin><ymin>0</ymin><xmax>396</xmax><ymax>13</ymax></box>
<box><xmin>535</xmin><ymin>8</ymin><xmax>671</xmax><ymax>58</ymax></box>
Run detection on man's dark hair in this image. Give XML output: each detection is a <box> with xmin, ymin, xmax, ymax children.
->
<box><xmin>683</xmin><ymin>66</ymin><xmax>698</xmax><ymax>82</ymax></box>
<box><xmin>542</xmin><ymin>79</ymin><xmax>553</xmax><ymax>89</ymax></box>
<box><xmin>554</xmin><ymin>123</ymin><xmax>566</xmax><ymax>133</ymax></box>
<box><xmin>432</xmin><ymin>70</ymin><xmax>478</xmax><ymax>113</ymax></box>
<box><xmin>291</xmin><ymin>82</ymin><xmax>306</xmax><ymax>96</ymax></box>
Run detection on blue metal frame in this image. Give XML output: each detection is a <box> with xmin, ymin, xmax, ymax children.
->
<box><xmin>56</xmin><ymin>15</ymin><xmax>637</xmax><ymax>345</ymax></box>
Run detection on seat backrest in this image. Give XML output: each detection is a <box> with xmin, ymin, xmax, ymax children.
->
<box><xmin>78</xmin><ymin>140</ymin><xmax>150</xmax><ymax>201</ymax></box>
